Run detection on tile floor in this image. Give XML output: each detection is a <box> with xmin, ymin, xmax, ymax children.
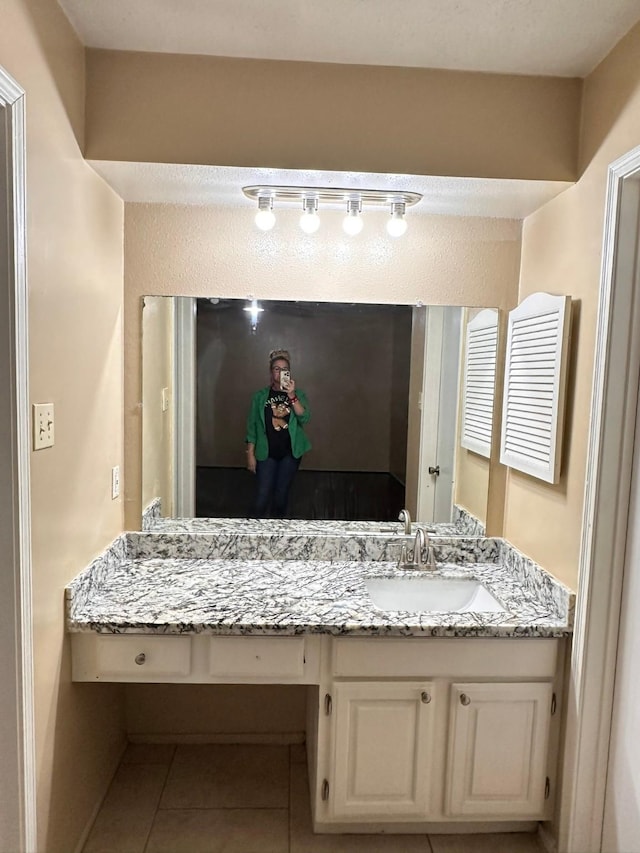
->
<box><xmin>82</xmin><ymin>743</ymin><xmax>548</xmax><ymax>853</ymax></box>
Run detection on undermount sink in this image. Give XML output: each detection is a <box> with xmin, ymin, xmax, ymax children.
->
<box><xmin>365</xmin><ymin>577</ymin><xmax>506</xmax><ymax>613</ymax></box>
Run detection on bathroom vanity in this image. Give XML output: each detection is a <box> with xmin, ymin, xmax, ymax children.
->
<box><xmin>65</xmin><ymin>524</ymin><xmax>572</xmax><ymax>833</ymax></box>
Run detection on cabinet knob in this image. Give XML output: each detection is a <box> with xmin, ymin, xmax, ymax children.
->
<box><xmin>420</xmin><ymin>691</ymin><xmax>432</xmax><ymax>704</ymax></box>
<box><xmin>134</xmin><ymin>653</ymin><xmax>146</xmax><ymax>666</ymax></box>
<box><xmin>460</xmin><ymin>693</ymin><xmax>471</xmax><ymax>706</ymax></box>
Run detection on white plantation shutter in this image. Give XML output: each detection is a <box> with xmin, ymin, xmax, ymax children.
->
<box><xmin>460</xmin><ymin>309</ymin><xmax>499</xmax><ymax>458</ymax></box>
<box><xmin>500</xmin><ymin>293</ymin><xmax>571</xmax><ymax>484</ymax></box>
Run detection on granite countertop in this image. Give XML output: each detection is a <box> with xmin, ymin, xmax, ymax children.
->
<box><xmin>143</xmin><ymin>516</ymin><xmax>466</xmax><ymax>538</ymax></box>
<box><xmin>66</xmin><ymin>544</ymin><xmax>574</xmax><ymax>638</ymax></box>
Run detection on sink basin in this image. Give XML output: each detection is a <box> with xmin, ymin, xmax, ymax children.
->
<box><xmin>365</xmin><ymin>577</ymin><xmax>506</xmax><ymax>613</ymax></box>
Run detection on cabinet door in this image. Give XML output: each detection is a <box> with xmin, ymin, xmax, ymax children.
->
<box><xmin>330</xmin><ymin>681</ymin><xmax>435</xmax><ymax>820</ymax></box>
<box><xmin>446</xmin><ymin>682</ymin><xmax>552</xmax><ymax>818</ymax></box>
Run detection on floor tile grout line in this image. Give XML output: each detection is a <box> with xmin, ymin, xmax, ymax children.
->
<box><xmin>81</xmin><ymin>755</ymin><xmax>126</xmax><ymax>853</ymax></box>
<box><xmin>141</xmin><ymin>743</ymin><xmax>177</xmax><ymax>853</ymax></box>
<box><xmin>150</xmin><ymin>806</ymin><xmax>290</xmax><ymax>811</ymax></box>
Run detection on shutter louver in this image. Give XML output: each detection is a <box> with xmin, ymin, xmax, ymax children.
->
<box><xmin>460</xmin><ymin>309</ymin><xmax>499</xmax><ymax>458</ymax></box>
<box><xmin>500</xmin><ymin>293</ymin><xmax>571</xmax><ymax>483</ymax></box>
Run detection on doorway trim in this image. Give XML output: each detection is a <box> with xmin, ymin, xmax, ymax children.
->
<box><xmin>560</xmin><ymin>144</ymin><xmax>640</xmax><ymax>853</ymax></box>
<box><xmin>173</xmin><ymin>296</ymin><xmax>196</xmax><ymax>516</ymax></box>
<box><xmin>0</xmin><ymin>66</ymin><xmax>37</xmax><ymax>851</ymax></box>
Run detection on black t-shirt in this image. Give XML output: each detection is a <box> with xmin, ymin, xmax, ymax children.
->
<box><xmin>264</xmin><ymin>390</ymin><xmax>293</xmax><ymax>459</ymax></box>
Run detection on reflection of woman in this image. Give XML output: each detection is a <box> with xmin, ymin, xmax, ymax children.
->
<box><xmin>246</xmin><ymin>348</ymin><xmax>311</xmax><ymax>518</ymax></box>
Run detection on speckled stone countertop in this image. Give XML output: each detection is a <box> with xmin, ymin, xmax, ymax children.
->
<box><xmin>66</xmin><ymin>533</ymin><xmax>574</xmax><ymax>639</ymax></box>
<box><xmin>143</xmin><ymin>516</ymin><xmax>464</xmax><ymax>536</ymax></box>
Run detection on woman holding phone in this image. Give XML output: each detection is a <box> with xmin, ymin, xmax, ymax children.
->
<box><xmin>245</xmin><ymin>348</ymin><xmax>311</xmax><ymax>517</ymax></box>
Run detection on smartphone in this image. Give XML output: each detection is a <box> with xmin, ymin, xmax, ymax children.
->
<box><xmin>280</xmin><ymin>370</ymin><xmax>291</xmax><ymax>391</ymax></box>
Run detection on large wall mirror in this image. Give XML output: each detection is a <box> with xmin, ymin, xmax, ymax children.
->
<box><xmin>142</xmin><ymin>295</ymin><xmax>501</xmax><ymax>532</ymax></box>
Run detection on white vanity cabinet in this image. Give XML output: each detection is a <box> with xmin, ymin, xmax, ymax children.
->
<box><xmin>310</xmin><ymin>636</ymin><xmax>563</xmax><ymax>830</ymax></box>
<box><xmin>70</xmin><ymin>628</ymin><xmax>565</xmax><ymax>832</ymax></box>
<box><xmin>445</xmin><ymin>681</ymin><xmax>553</xmax><ymax>818</ymax></box>
<box><xmin>329</xmin><ymin>680</ymin><xmax>436</xmax><ymax>820</ymax></box>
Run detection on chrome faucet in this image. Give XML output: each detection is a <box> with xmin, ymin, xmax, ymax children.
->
<box><xmin>399</xmin><ymin>527</ymin><xmax>437</xmax><ymax>571</ymax></box>
<box><xmin>398</xmin><ymin>508</ymin><xmax>412</xmax><ymax>535</ymax></box>
<box><xmin>413</xmin><ymin>527</ymin><xmax>428</xmax><ymax>569</ymax></box>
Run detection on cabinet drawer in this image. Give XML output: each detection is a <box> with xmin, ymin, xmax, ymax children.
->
<box><xmin>333</xmin><ymin>638</ymin><xmax>558</xmax><ymax>678</ymax></box>
<box><xmin>209</xmin><ymin>636</ymin><xmax>305</xmax><ymax>680</ymax></box>
<box><xmin>95</xmin><ymin>635</ymin><xmax>191</xmax><ymax>677</ymax></box>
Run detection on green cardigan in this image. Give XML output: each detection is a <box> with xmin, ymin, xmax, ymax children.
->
<box><xmin>246</xmin><ymin>386</ymin><xmax>312</xmax><ymax>461</ymax></box>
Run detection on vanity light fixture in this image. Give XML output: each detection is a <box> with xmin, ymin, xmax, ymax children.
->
<box><xmin>386</xmin><ymin>201</ymin><xmax>408</xmax><ymax>237</ymax></box>
<box><xmin>342</xmin><ymin>197</ymin><xmax>364</xmax><ymax>236</ymax></box>
<box><xmin>299</xmin><ymin>196</ymin><xmax>320</xmax><ymax>234</ymax></box>
<box><xmin>254</xmin><ymin>195</ymin><xmax>276</xmax><ymax>231</ymax></box>
<box><xmin>243</xmin><ymin>185</ymin><xmax>422</xmax><ymax>236</ymax></box>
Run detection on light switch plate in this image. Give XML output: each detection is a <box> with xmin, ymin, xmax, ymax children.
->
<box><xmin>111</xmin><ymin>466</ymin><xmax>120</xmax><ymax>500</ymax></box>
<box><xmin>33</xmin><ymin>403</ymin><xmax>54</xmax><ymax>450</ymax></box>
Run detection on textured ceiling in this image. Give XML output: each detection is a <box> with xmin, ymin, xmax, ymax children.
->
<box><xmin>65</xmin><ymin>1</ymin><xmax>630</xmax><ymax>215</ymax></box>
<box><xmin>59</xmin><ymin>0</ymin><xmax>640</xmax><ymax>77</ymax></box>
<box><xmin>89</xmin><ymin>162</ymin><xmax>572</xmax><ymax>220</ymax></box>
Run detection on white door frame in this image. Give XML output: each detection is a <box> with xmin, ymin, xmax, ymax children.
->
<box><xmin>416</xmin><ymin>306</ymin><xmax>460</xmax><ymax>522</ymax></box>
<box><xmin>560</xmin><ymin>145</ymin><xmax>640</xmax><ymax>853</ymax></box>
<box><xmin>173</xmin><ymin>296</ymin><xmax>196</xmax><ymax>517</ymax></box>
<box><xmin>0</xmin><ymin>66</ymin><xmax>37</xmax><ymax>851</ymax></box>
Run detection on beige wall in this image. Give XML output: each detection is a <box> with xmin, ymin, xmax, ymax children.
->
<box><xmin>504</xmin><ymin>21</ymin><xmax>640</xmax><ymax>589</ymax></box>
<box><xmin>125</xmin><ymin>204</ymin><xmax>522</xmax><ymax>527</ymax></box>
<box><xmin>456</xmin><ymin>450</ymin><xmax>491</xmax><ymax>521</ymax></box>
<box><xmin>142</xmin><ymin>296</ymin><xmax>174</xmax><ymax>514</ymax></box>
<box><xmin>0</xmin><ymin>3</ymin><xmax>126</xmax><ymax>851</ymax></box>
<box><xmin>125</xmin><ymin>684</ymin><xmax>306</xmax><ymax>738</ymax></box>
<box><xmin>85</xmin><ymin>49</ymin><xmax>581</xmax><ymax>181</ymax></box>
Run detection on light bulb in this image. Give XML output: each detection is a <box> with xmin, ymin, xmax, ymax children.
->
<box><xmin>300</xmin><ymin>212</ymin><xmax>320</xmax><ymax>234</ymax></box>
<box><xmin>343</xmin><ymin>212</ymin><xmax>363</xmax><ymax>235</ymax></box>
<box><xmin>386</xmin><ymin>201</ymin><xmax>407</xmax><ymax>237</ymax></box>
<box><xmin>243</xmin><ymin>299</ymin><xmax>264</xmax><ymax>332</ymax></box>
<box><xmin>255</xmin><ymin>196</ymin><xmax>275</xmax><ymax>231</ymax></box>
<box><xmin>343</xmin><ymin>197</ymin><xmax>363</xmax><ymax>236</ymax></box>
<box><xmin>387</xmin><ymin>213</ymin><xmax>408</xmax><ymax>237</ymax></box>
<box><xmin>255</xmin><ymin>209</ymin><xmax>275</xmax><ymax>231</ymax></box>
<box><xmin>299</xmin><ymin>197</ymin><xmax>320</xmax><ymax>234</ymax></box>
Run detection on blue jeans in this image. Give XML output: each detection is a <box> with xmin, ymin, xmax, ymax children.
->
<box><xmin>252</xmin><ymin>455</ymin><xmax>301</xmax><ymax>518</ymax></box>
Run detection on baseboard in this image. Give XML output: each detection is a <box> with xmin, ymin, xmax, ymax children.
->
<box><xmin>313</xmin><ymin>820</ymin><xmax>539</xmax><ymax>834</ymax></box>
<box><xmin>127</xmin><ymin>731</ymin><xmax>305</xmax><ymax>745</ymax></box>
<box><xmin>73</xmin><ymin>738</ymin><xmax>129</xmax><ymax>853</ymax></box>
